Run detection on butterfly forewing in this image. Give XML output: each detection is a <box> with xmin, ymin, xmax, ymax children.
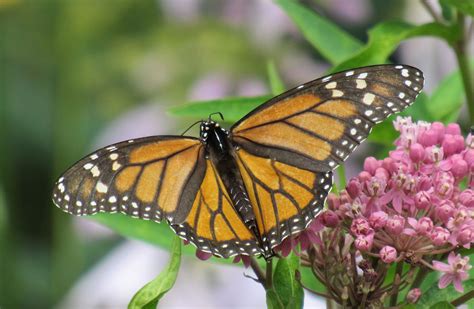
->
<box><xmin>231</xmin><ymin>65</ymin><xmax>424</xmax><ymax>172</ymax></box>
<box><xmin>52</xmin><ymin>136</ymin><xmax>206</xmax><ymax>223</ymax></box>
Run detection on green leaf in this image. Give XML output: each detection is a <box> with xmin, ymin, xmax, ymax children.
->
<box><xmin>266</xmin><ymin>289</ymin><xmax>284</xmax><ymax>309</ymax></box>
<box><xmin>441</xmin><ymin>0</ymin><xmax>474</xmax><ymax>17</ymax></box>
<box><xmin>430</xmin><ymin>301</ymin><xmax>456</xmax><ymax>309</ymax></box>
<box><xmin>418</xmin><ymin>279</ymin><xmax>474</xmax><ymax>308</ymax></box>
<box><xmin>168</xmin><ymin>95</ymin><xmax>272</xmax><ymax>123</ymax></box>
<box><xmin>90</xmin><ymin>214</ymin><xmax>234</xmax><ymax>264</ymax></box>
<box><xmin>266</xmin><ymin>60</ymin><xmax>286</xmax><ymax>95</ymax></box>
<box><xmin>271</xmin><ymin>254</ymin><xmax>304</xmax><ymax>309</ymax></box>
<box><xmin>128</xmin><ymin>235</ymin><xmax>182</xmax><ymax>309</ymax></box>
<box><xmin>275</xmin><ymin>0</ymin><xmax>362</xmax><ymax>65</ymax></box>
<box><xmin>299</xmin><ymin>264</ymin><xmax>326</xmax><ymax>294</ymax></box>
<box><xmin>332</xmin><ymin>21</ymin><xmax>459</xmax><ymax>72</ymax></box>
<box><xmin>428</xmin><ymin>59</ymin><xmax>474</xmax><ymax>123</ymax></box>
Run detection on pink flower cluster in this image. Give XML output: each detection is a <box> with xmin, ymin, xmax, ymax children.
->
<box><xmin>319</xmin><ymin>117</ymin><xmax>474</xmax><ymax>292</ymax></box>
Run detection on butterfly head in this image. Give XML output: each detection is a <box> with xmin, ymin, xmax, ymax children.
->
<box><xmin>200</xmin><ymin>120</ymin><xmax>229</xmax><ymax>142</ymax></box>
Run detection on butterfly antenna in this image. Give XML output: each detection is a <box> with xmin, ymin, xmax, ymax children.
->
<box><xmin>181</xmin><ymin>120</ymin><xmax>203</xmax><ymax>136</ymax></box>
<box><xmin>208</xmin><ymin>112</ymin><xmax>224</xmax><ymax>122</ymax></box>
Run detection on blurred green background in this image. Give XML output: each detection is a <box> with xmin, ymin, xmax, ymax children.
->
<box><xmin>0</xmin><ymin>0</ymin><xmax>464</xmax><ymax>307</ymax></box>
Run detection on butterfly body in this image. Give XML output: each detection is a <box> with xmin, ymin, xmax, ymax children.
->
<box><xmin>52</xmin><ymin>65</ymin><xmax>424</xmax><ymax>259</ymax></box>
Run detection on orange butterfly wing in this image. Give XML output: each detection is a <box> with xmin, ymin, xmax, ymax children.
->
<box><xmin>230</xmin><ymin>64</ymin><xmax>424</xmax><ymax>247</ymax></box>
<box><xmin>52</xmin><ymin>136</ymin><xmax>259</xmax><ymax>257</ymax></box>
<box><xmin>171</xmin><ymin>159</ymin><xmax>261</xmax><ymax>258</ymax></box>
<box><xmin>231</xmin><ymin>65</ymin><xmax>424</xmax><ymax>172</ymax></box>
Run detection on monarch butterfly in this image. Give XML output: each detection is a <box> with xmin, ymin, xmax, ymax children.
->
<box><xmin>52</xmin><ymin>64</ymin><xmax>424</xmax><ymax>259</ymax></box>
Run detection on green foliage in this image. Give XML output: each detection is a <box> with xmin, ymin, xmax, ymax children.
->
<box><xmin>266</xmin><ymin>254</ymin><xmax>304</xmax><ymax>309</ymax></box>
<box><xmin>168</xmin><ymin>95</ymin><xmax>272</xmax><ymax>123</ymax></box>
<box><xmin>266</xmin><ymin>61</ymin><xmax>286</xmax><ymax>95</ymax></box>
<box><xmin>333</xmin><ymin>21</ymin><xmax>458</xmax><ymax>72</ymax></box>
<box><xmin>441</xmin><ymin>0</ymin><xmax>474</xmax><ymax>17</ymax></box>
<box><xmin>417</xmin><ymin>279</ymin><xmax>474</xmax><ymax>308</ymax></box>
<box><xmin>275</xmin><ymin>0</ymin><xmax>362</xmax><ymax>65</ymax></box>
<box><xmin>128</xmin><ymin>236</ymin><xmax>182</xmax><ymax>309</ymax></box>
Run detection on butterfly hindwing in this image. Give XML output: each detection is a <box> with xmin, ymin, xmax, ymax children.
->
<box><xmin>52</xmin><ymin>136</ymin><xmax>207</xmax><ymax>223</ymax></box>
<box><xmin>171</xmin><ymin>159</ymin><xmax>261</xmax><ymax>258</ymax></box>
<box><xmin>235</xmin><ymin>148</ymin><xmax>332</xmax><ymax>249</ymax></box>
<box><xmin>231</xmin><ymin>65</ymin><xmax>424</xmax><ymax>172</ymax></box>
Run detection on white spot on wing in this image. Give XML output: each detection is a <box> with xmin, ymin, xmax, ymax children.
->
<box><xmin>96</xmin><ymin>181</ymin><xmax>108</xmax><ymax>193</ymax></box>
<box><xmin>356</xmin><ymin>79</ymin><xmax>367</xmax><ymax>89</ymax></box>
<box><xmin>362</xmin><ymin>93</ymin><xmax>375</xmax><ymax>105</ymax></box>
<box><xmin>91</xmin><ymin>166</ymin><xmax>100</xmax><ymax>177</ymax></box>
<box><xmin>325</xmin><ymin>81</ymin><xmax>337</xmax><ymax>89</ymax></box>
<box><xmin>332</xmin><ymin>90</ymin><xmax>344</xmax><ymax>97</ymax></box>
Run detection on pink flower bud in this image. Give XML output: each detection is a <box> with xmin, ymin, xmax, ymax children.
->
<box><xmin>346</xmin><ymin>179</ymin><xmax>361</xmax><ymax>199</ymax></box>
<box><xmin>374</xmin><ymin>167</ymin><xmax>389</xmax><ymax>181</ymax></box>
<box><xmin>450</xmin><ymin>155</ymin><xmax>468</xmax><ymax>178</ymax></box>
<box><xmin>358</xmin><ymin>171</ymin><xmax>372</xmax><ymax>183</ymax></box>
<box><xmin>443</xmin><ymin>134</ymin><xmax>461</xmax><ymax>156</ymax></box>
<box><xmin>355</xmin><ymin>233</ymin><xmax>374</xmax><ymax>251</ymax></box>
<box><xmin>380</xmin><ymin>246</ymin><xmax>397</xmax><ymax>263</ymax></box>
<box><xmin>385</xmin><ymin>215</ymin><xmax>405</xmax><ymax>235</ymax></box>
<box><xmin>464</xmin><ymin>149</ymin><xmax>474</xmax><ymax>166</ymax></box>
<box><xmin>369</xmin><ymin>211</ymin><xmax>388</xmax><ymax>229</ymax></box>
<box><xmin>459</xmin><ymin>190</ymin><xmax>474</xmax><ymax>208</ymax></box>
<box><xmin>327</xmin><ymin>193</ymin><xmax>340</xmax><ymax>210</ymax></box>
<box><xmin>430</xmin><ymin>227</ymin><xmax>450</xmax><ymax>246</ymax></box>
<box><xmin>410</xmin><ymin>143</ymin><xmax>425</xmax><ymax>163</ymax></box>
<box><xmin>414</xmin><ymin>191</ymin><xmax>431</xmax><ymax>210</ymax></box>
<box><xmin>446</xmin><ymin>123</ymin><xmax>461</xmax><ymax>136</ymax></box>
<box><xmin>417</xmin><ymin>217</ymin><xmax>434</xmax><ymax>235</ymax></box>
<box><xmin>456</xmin><ymin>225</ymin><xmax>474</xmax><ymax>247</ymax></box>
<box><xmin>382</xmin><ymin>157</ymin><xmax>397</xmax><ymax>174</ymax></box>
<box><xmin>320</xmin><ymin>210</ymin><xmax>340</xmax><ymax>227</ymax></box>
<box><xmin>364</xmin><ymin>157</ymin><xmax>380</xmax><ymax>175</ymax></box>
<box><xmin>351</xmin><ymin>218</ymin><xmax>372</xmax><ymax>236</ymax></box>
<box><xmin>419</xmin><ymin>129</ymin><xmax>438</xmax><ymax>147</ymax></box>
<box><xmin>431</xmin><ymin>122</ymin><xmax>445</xmax><ymax>143</ymax></box>
<box><xmin>407</xmin><ymin>288</ymin><xmax>422</xmax><ymax>303</ymax></box>
<box><xmin>454</xmin><ymin>135</ymin><xmax>466</xmax><ymax>153</ymax></box>
<box><xmin>436</xmin><ymin>202</ymin><xmax>455</xmax><ymax>223</ymax></box>
<box><xmin>196</xmin><ymin>250</ymin><xmax>212</xmax><ymax>261</ymax></box>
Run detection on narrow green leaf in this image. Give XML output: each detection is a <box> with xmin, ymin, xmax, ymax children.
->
<box><xmin>275</xmin><ymin>0</ymin><xmax>362</xmax><ymax>65</ymax></box>
<box><xmin>332</xmin><ymin>21</ymin><xmax>459</xmax><ymax>72</ymax></box>
<box><xmin>430</xmin><ymin>301</ymin><xmax>456</xmax><ymax>309</ymax></box>
<box><xmin>442</xmin><ymin>0</ymin><xmax>474</xmax><ymax>17</ymax></box>
<box><xmin>168</xmin><ymin>95</ymin><xmax>271</xmax><ymax>123</ymax></box>
<box><xmin>272</xmin><ymin>253</ymin><xmax>304</xmax><ymax>308</ymax></box>
<box><xmin>266</xmin><ymin>60</ymin><xmax>286</xmax><ymax>95</ymax></box>
<box><xmin>418</xmin><ymin>279</ymin><xmax>474</xmax><ymax>308</ymax></box>
<box><xmin>128</xmin><ymin>235</ymin><xmax>182</xmax><ymax>309</ymax></box>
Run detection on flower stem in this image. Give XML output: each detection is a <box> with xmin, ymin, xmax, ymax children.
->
<box><xmin>250</xmin><ymin>257</ymin><xmax>267</xmax><ymax>288</ymax></box>
<box><xmin>389</xmin><ymin>262</ymin><xmax>404</xmax><ymax>306</ymax></box>
<box><xmin>451</xmin><ymin>289</ymin><xmax>474</xmax><ymax>306</ymax></box>
<box><xmin>453</xmin><ymin>13</ymin><xmax>474</xmax><ymax>124</ymax></box>
<box><xmin>266</xmin><ymin>258</ymin><xmax>273</xmax><ymax>289</ymax></box>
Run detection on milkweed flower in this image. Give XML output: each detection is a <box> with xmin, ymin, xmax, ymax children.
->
<box><xmin>294</xmin><ymin>117</ymin><xmax>474</xmax><ymax>305</ymax></box>
<box><xmin>432</xmin><ymin>252</ymin><xmax>472</xmax><ymax>292</ymax></box>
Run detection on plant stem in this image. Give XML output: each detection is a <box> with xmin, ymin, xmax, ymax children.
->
<box><xmin>389</xmin><ymin>262</ymin><xmax>404</xmax><ymax>306</ymax></box>
<box><xmin>266</xmin><ymin>258</ymin><xmax>273</xmax><ymax>289</ymax></box>
<box><xmin>451</xmin><ymin>289</ymin><xmax>474</xmax><ymax>306</ymax></box>
<box><xmin>453</xmin><ymin>13</ymin><xmax>474</xmax><ymax>124</ymax></box>
<box><xmin>250</xmin><ymin>257</ymin><xmax>267</xmax><ymax>288</ymax></box>
<box><xmin>420</xmin><ymin>0</ymin><xmax>445</xmax><ymax>24</ymax></box>
<box><xmin>409</xmin><ymin>266</ymin><xmax>430</xmax><ymax>290</ymax></box>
